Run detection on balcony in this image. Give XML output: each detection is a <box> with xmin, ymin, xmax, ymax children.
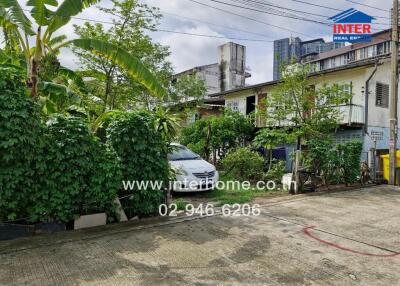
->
<box><xmin>335</xmin><ymin>104</ymin><xmax>364</xmax><ymax>125</ymax></box>
<box><xmin>256</xmin><ymin>104</ymin><xmax>364</xmax><ymax>128</ymax></box>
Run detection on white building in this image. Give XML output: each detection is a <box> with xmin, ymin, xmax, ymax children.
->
<box><xmin>172</xmin><ymin>42</ymin><xmax>251</xmax><ymax>97</ymax></box>
<box><xmin>209</xmin><ymin>29</ymin><xmax>400</xmax><ymax>168</ymax></box>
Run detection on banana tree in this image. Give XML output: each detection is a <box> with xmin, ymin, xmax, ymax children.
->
<box><xmin>0</xmin><ymin>0</ymin><xmax>100</xmax><ymax>97</ymax></box>
<box><xmin>0</xmin><ymin>0</ymin><xmax>167</xmax><ymax>99</ymax></box>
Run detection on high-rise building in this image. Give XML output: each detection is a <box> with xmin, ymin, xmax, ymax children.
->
<box><xmin>273</xmin><ymin>37</ymin><xmax>345</xmax><ymax>80</ymax></box>
<box><xmin>273</xmin><ymin>37</ymin><xmax>301</xmax><ymax>81</ymax></box>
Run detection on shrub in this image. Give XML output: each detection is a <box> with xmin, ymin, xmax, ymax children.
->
<box><xmin>0</xmin><ymin>67</ymin><xmax>41</xmax><ymax>221</ymax></box>
<box><xmin>107</xmin><ymin>111</ymin><xmax>169</xmax><ymax>216</ymax></box>
<box><xmin>180</xmin><ymin>110</ymin><xmax>254</xmax><ymax>161</ymax></box>
<box><xmin>264</xmin><ymin>160</ymin><xmax>286</xmax><ymax>185</ymax></box>
<box><xmin>336</xmin><ymin>141</ymin><xmax>363</xmax><ymax>184</ymax></box>
<box><xmin>306</xmin><ymin>138</ymin><xmax>363</xmax><ymax>186</ymax></box>
<box><xmin>32</xmin><ymin>115</ymin><xmax>122</xmax><ymax>223</ymax></box>
<box><xmin>221</xmin><ymin>147</ymin><xmax>264</xmax><ymax>181</ymax></box>
<box><xmin>180</xmin><ymin>119</ymin><xmax>209</xmax><ymax>158</ymax></box>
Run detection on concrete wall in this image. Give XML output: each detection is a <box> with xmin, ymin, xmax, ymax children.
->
<box><xmin>312</xmin><ymin>60</ymin><xmax>400</xmax><ymax>130</ymax></box>
<box><xmin>195</xmin><ymin>64</ymin><xmax>221</xmax><ymax>96</ymax></box>
<box><xmin>219</xmin><ymin>42</ymin><xmax>247</xmax><ymax>91</ymax></box>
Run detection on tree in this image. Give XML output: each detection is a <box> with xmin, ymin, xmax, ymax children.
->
<box><xmin>260</xmin><ymin>64</ymin><xmax>352</xmax><ymax>191</ymax></box>
<box><xmin>180</xmin><ymin>110</ymin><xmax>254</xmax><ymax>162</ymax></box>
<box><xmin>170</xmin><ymin>74</ymin><xmax>207</xmax><ymax>104</ymax></box>
<box><xmin>253</xmin><ymin>130</ymin><xmax>286</xmax><ymax>171</ymax></box>
<box><xmin>0</xmin><ymin>0</ymin><xmax>166</xmax><ymax>100</ymax></box>
<box><xmin>72</xmin><ymin>0</ymin><xmax>173</xmax><ymax>112</ymax></box>
<box><xmin>262</xmin><ymin>64</ymin><xmax>352</xmax><ymax>146</ymax></box>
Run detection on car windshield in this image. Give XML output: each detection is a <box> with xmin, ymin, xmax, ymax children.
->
<box><xmin>168</xmin><ymin>146</ymin><xmax>200</xmax><ymax>161</ymax></box>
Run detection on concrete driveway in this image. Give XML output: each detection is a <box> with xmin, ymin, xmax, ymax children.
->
<box><xmin>0</xmin><ymin>186</ymin><xmax>399</xmax><ymax>285</ymax></box>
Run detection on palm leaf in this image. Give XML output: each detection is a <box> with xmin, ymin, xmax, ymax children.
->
<box><xmin>26</xmin><ymin>0</ymin><xmax>57</xmax><ymax>26</ymax></box>
<box><xmin>72</xmin><ymin>38</ymin><xmax>167</xmax><ymax>98</ymax></box>
<box><xmin>66</xmin><ymin>104</ymin><xmax>87</xmax><ymax>117</ymax></box>
<box><xmin>39</xmin><ymin>81</ymin><xmax>82</xmax><ymax>111</ymax></box>
<box><xmin>58</xmin><ymin>66</ymin><xmax>85</xmax><ymax>88</ymax></box>
<box><xmin>77</xmin><ymin>69</ymin><xmax>106</xmax><ymax>81</ymax></box>
<box><xmin>0</xmin><ymin>0</ymin><xmax>34</xmax><ymax>35</ymax></box>
<box><xmin>92</xmin><ymin>110</ymin><xmax>123</xmax><ymax>133</ymax></box>
<box><xmin>47</xmin><ymin>34</ymin><xmax>67</xmax><ymax>47</ymax></box>
<box><xmin>46</xmin><ymin>0</ymin><xmax>99</xmax><ymax>35</ymax></box>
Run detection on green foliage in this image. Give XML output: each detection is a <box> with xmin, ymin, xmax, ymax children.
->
<box><xmin>264</xmin><ymin>160</ymin><xmax>286</xmax><ymax>184</ymax></box>
<box><xmin>180</xmin><ymin>110</ymin><xmax>254</xmax><ymax>160</ymax></box>
<box><xmin>173</xmin><ymin>198</ymin><xmax>188</xmax><ymax>211</ymax></box>
<box><xmin>210</xmin><ymin>110</ymin><xmax>254</xmax><ymax>152</ymax></box>
<box><xmin>72</xmin><ymin>1</ymin><xmax>172</xmax><ymax>111</ymax></box>
<box><xmin>72</xmin><ymin>38</ymin><xmax>167</xmax><ymax>98</ymax></box>
<box><xmin>0</xmin><ymin>67</ymin><xmax>40</xmax><ymax>221</ymax></box>
<box><xmin>336</xmin><ymin>141</ymin><xmax>363</xmax><ymax>184</ymax></box>
<box><xmin>262</xmin><ymin>64</ymin><xmax>352</xmax><ymax>143</ymax></box>
<box><xmin>107</xmin><ymin>111</ymin><xmax>169</xmax><ymax>216</ymax></box>
<box><xmin>32</xmin><ymin>115</ymin><xmax>122</xmax><ymax>223</ymax></box>
<box><xmin>153</xmin><ymin>107</ymin><xmax>180</xmax><ymax>145</ymax></box>
<box><xmin>38</xmin><ymin>53</ymin><xmax>60</xmax><ymax>82</ymax></box>
<box><xmin>180</xmin><ymin>118</ymin><xmax>209</xmax><ymax>157</ymax></box>
<box><xmin>306</xmin><ymin>138</ymin><xmax>363</xmax><ymax>185</ymax></box>
<box><xmin>170</xmin><ymin>74</ymin><xmax>207</xmax><ymax>103</ymax></box>
<box><xmin>221</xmin><ymin>147</ymin><xmax>264</xmax><ymax>181</ymax></box>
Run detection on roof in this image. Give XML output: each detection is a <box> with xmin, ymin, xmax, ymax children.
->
<box><xmin>301</xmin><ymin>38</ymin><xmax>325</xmax><ymax>45</ymax></box>
<box><xmin>208</xmin><ymin>80</ymin><xmax>280</xmax><ymax>97</ymax></box>
<box><xmin>173</xmin><ymin>63</ymin><xmax>219</xmax><ymax>78</ymax></box>
<box><xmin>329</xmin><ymin>8</ymin><xmax>376</xmax><ymax>23</ymax></box>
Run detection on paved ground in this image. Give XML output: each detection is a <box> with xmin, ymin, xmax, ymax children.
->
<box><xmin>1</xmin><ymin>186</ymin><xmax>400</xmax><ymax>286</ymax></box>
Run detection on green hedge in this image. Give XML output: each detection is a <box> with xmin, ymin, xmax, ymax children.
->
<box><xmin>107</xmin><ymin>111</ymin><xmax>169</xmax><ymax>216</ymax></box>
<box><xmin>0</xmin><ymin>68</ymin><xmax>178</xmax><ymax>223</ymax></box>
<box><xmin>32</xmin><ymin>115</ymin><xmax>122</xmax><ymax>223</ymax></box>
<box><xmin>0</xmin><ymin>68</ymin><xmax>122</xmax><ymax>223</ymax></box>
<box><xmin>0</xmin><ymin>68</ymin><xmax>41</xmax><ymax>221</ymax></box>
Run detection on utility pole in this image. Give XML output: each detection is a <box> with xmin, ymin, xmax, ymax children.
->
<box><xmin>389</xmin><ymin>0</ymin><xmax>399</xmax><ymax>185</ymax></box>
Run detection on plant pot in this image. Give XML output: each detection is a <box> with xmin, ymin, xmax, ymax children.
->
<box><xmin>34</xmin><ymin>222</ymin><xmax>66</xmax><ymax>234</ymax></box>
<box><xmin>0</xmin><ymin>223</ymin><xmax>34</xmax><ymax>241</ymax></box>
<box><xmin>74</xmin><ymin>213</ymin><xmax>107</xmax><ymax>230</ymax></box>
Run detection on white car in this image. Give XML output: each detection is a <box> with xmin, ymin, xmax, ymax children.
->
<box><xmin>168</xmin><ymin>143</ymin><xmax>219</xmax><ymax>192</ymax></box>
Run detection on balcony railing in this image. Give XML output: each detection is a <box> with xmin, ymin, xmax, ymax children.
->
<box><xmin>256</xmin><ymin>104</ymin><xmax>364</xmax><ymax>128</ymax></box>
<box><xmin>335</xmin><ymin>104</ymin><xmax>364</xmax><ymax>125</ymax></box>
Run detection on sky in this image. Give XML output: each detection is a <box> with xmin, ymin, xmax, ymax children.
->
<box><xmin>16</xmin><ymin>0</ymin><xmax>393</xmax><ymax>84</ymax></box>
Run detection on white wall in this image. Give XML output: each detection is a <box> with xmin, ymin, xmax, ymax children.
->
<box><xmin>226</xmin><ymin>96</ymin><xmax>247</xmax><ymax>115</ymax></box>
<box><xmin>196</xmin><ymin>64</ymin><xmax>221</xmax><ymax>95</ymax></box>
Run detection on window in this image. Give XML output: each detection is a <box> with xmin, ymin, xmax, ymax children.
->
<box><xmin>335</xmin><ymin>133</ymin><xmax>362</xmax><ymax>145</ymax></box>
<box><xmin>227</xmin><ymin>100</ymin><xmax>239</xmax><ymax>112</ymax></box>
<box><xmin>359</xmin><ymin>48</ymin><xmax>364</xmax><ymax>60</ymax></box>
<box><xmin>375</xmin><ymin>82</ymin><xmax>389</xmax><ymax>107</ymax></box>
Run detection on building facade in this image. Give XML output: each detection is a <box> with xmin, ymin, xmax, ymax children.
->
<box><xmin>211</xmin><ymin>29</ymin><xmax>399</xmax><ymax>171</ymax></box>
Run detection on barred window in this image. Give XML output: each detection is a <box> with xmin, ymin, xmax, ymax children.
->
<box><xmin>375</xmin><ymin>82</ymin><xmax>389</xmax><ymax>108</ymax></box>
<box><xmin>227</xmin><ymin>101</ymin><xmax>239</xmax><ymax>112</ymax></box>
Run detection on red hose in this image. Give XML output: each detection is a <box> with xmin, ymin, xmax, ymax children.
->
<box><xmin>303</xmin><ymin>226</ymin><xmax>400</xmax><ymax>257</ymax></box>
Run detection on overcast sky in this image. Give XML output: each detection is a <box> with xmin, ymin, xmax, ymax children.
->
<box><xmin>18</xmin><ymin>0</ymin><xmax>393</xmax><ymax>84</ymax></box>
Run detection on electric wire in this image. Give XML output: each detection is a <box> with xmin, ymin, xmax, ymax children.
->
<box><xmin>162</xmin><ymin>11</ymin><xmax>273</xmax><ymax>39</ymax></box>
<box><xmin>344</xmin><ymin>0</ymin><xmax>390</xmax><ymax>13</ymax></box>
